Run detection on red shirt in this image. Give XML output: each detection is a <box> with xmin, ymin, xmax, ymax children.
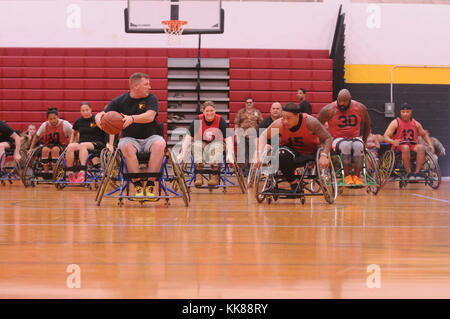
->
<box><xmin>392</xmin><ymin>117</ymin><xmax>418</xmax><ymax>149</ymax></box>
<box><xmin>41</xmin><ymin>121</ymin><xmax>68</xmax><ymax>146</ymax></box>
<box><xmin>193</xmin><ymin>114</ymin><xmax>224</xmax><ymax>142</ymax></box>
<box><xmin>327</xmin><ymin>100</ymin><xmax>361</xmax><ymax>139</ymax></box>
<box><xmin>280</xmin><ymin>113</ymin><xmax>320</xmax><ymax>154</ymax></box>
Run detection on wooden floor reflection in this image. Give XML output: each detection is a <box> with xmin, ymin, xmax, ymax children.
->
<box><xmin>0</xmin><ymin>180</ymin><xmax>449</xmax><ymax>298</ymax></box>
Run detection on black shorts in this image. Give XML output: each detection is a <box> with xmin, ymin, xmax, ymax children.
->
<box><xmin>91</xmin><ymin>141</ymin><xmax>106</xmax><ymax>151</ymax></box>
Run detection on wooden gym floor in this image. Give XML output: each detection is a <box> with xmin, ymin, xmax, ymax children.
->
<box><xmin>0</xmin><ymin>180</ymin><xmax>449</xmax><ymax>299</ymax></box>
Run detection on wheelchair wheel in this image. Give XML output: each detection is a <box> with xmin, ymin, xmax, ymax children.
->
<box><xmin>255</xmin><ymin>169</ymin><xmax>271</xmax><ymax>203</ymax></box>
<box><xmin>96</xmin><ymin>148</ymin><xmax>120</xmax><ymax>205</ymax></box>
<box><xmin>247</xmin><ymin>163</ymin><xmax>256</xmax><ymax>188</ymax></box>
<box><xmin>379</xmin><ymin>150</ymin><xmax>395</xmax><ymax>187</ymax></box>
<box><xmin>232</xmin><ymin>154</ymin><xmax>247</xmax><ymax>194</ymax></box>
<box><xmin>316</xmin><ymin>149</ymin><xmax>337</xmax><ymax>204</ymax></box>
<box><xmin>168</xmin><ymin>149</ymin><xmax>190</xmax><ymax>202</ymax></box>
<box><xmin>52</xmin><ymin>150</ymin><xmax>67</xmax><ymax>188</ymax></box>
<box><xmin>168</xmin><ymin>148</ymin><xmax>189</xmax><ymax>207</ymax></box>
<box><xmin>364</xmin><ymin>149</ymin><xmax>381</xmax><ymax>195</ymax></box>
<box><xmin>423</xmin><ymin>150</ymin><xmax>441</xmax><ymax>190</ymax></box>
<box><xmin>99</xmin><ymin>148</ymin><xmax>110</xmax><ymax>172</ymax></box>
<box><xmin>21</xmin><ymin>146</ymin><xmax>42</xmax><ymax>187</ymax></box>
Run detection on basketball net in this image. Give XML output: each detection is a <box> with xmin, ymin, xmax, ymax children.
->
<box><xmin>162</xmin><ymin>20</ymin><xmax>187</xmax><ymax>45</ymax></box>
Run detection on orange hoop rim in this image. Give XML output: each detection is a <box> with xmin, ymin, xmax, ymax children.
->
<box><xmin>161</xmin><ymin>20</ymin><xmax>188</xmax><ymax>32</ymax></box>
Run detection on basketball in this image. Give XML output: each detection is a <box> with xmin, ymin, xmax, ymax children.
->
<box><xmin>101</xmin><ymin>111</ymin><xmax>124</xmax><ymax>135</ymax></box>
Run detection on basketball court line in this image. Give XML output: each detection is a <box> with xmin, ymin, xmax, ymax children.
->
<box><xmin>0</xmin><ymin>223</ymin><xmax>448</xmax><ymax>229</ymax></box>
<box><xmin>411</xmin><ymin>193</ymin><xmax>450</xmax><ymax>204</ymax></box>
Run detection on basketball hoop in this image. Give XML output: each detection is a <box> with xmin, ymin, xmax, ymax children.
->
<box><xmin>162</xmin><ymin>20</ymin><xmax>187</xmax><ymax>45</ymax></box>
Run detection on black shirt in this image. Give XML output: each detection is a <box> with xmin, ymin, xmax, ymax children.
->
<box><xmin>0</xmin><ymin>120</ymin><xmax>14</xmax><ymax>143</ymax></box>
<box><xmin>73</xmin><ymin>115</ymin><xmax>107</xmax><ymax>144</ymax></box>
<box><xmin>188</xmin><ymin>116</ymin><xmax>228</xmax><ymax>137</ymax></box>
<box><xmin>299</xmin><ymin>100</ymin><xmax>312</xmax><ymax>115</ymax></box>
<box><xmin>257</xmin><ymin>116</ymin><xmax>275</xmax><ymax>137</ymax></box>
<box><xmin>105</xmin><ymin>92</ymin><xmax>159</xmax><ymax>139</ymax></box>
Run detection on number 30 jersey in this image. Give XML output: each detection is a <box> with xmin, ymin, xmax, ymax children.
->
<box><xmin>327</xmin><ymin>100</ymin><xmax>361</xmax><ymax>139</ymax></box>
<box><xmin>280</xmin><ymin>113</ymin><xmax>320</xmax><ymax>155</ymax></box>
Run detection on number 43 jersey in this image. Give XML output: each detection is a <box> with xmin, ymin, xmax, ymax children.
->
<box><xmin>280</xmin><ymin>113</ymin><xmax>320</xmax><ymax>155</ymax></box>
<box><xmin>392</xmin><ymin>117</ymin><xmax>418</xmax><ymax>149</ymax></box>
<box><xmin>328</xmin><ymin>100</ymin><xmax>361</xmax><ymax>139</ymax></box>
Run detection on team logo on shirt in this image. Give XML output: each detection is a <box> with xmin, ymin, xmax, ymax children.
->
<box><xmin>90</xmin><ymin>122</ymin><xmax>96</xmax><ymax>128</ymax></box>
<box><xmin>139</xmin><ymin>103</ymin><xmax>145</xmax><ymax>110</ymax></box>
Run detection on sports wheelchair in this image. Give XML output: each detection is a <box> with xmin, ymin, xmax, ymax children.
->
<box><xmin>52</xmin><ymin>147</ymin><xmax>108</xmax><ymax>190</ymax></box>
<box><xmin>254</xmin><ymin>147</ymin><xmax>337</xmax><ymax>205</ymax></box>
<box><xmin>0</xmin><ymin>147</ymin><xmax>21</xmax><ymax>185</ymax></box>
<box><xmin>331</xmin><ymin>146</ymin><xmax>381</xmax><ymax>195</ymax></box>
<box><xmin>181</xmin><ymin>153</ymin><xmax>247</xmax><ymax>193</ymax></box>
<box><xmin>95</xmin><ymin>148</ymin><xmax>190</xmax><ymax>207</ymax></box>
<box><xmin>21</xmin><ymin>145</ymin><xmax>65</xmax><ymax>187</ymax></box>
<box><xmin>379</xmin><ymin>141</ymin><xmax>441</xmax><ymax>189</ymax></box>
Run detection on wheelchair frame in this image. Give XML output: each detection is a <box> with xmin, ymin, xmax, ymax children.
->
<box><xmin>379</xmin><ymin>146</ymin><xmax>441</xmax><ymax>189</ymax></box>
<box><xmin>331</xmin><ymin>147</ymin><xmax>381</xmax><ymax>195</ymax></box>
<box><xmin>254</xmin><ymin>148</ymin><xmax>337</xmax><ymax>205</ymax></box>
<box><xmin>0</xmin><ymin>148</ymin><xmax>21</xmax><ymax>185</ymax></box>
<box><xmin>21</xmin><ymin>145</ymin><xmax>64</xmax><ymax>187</ymax></box>
<box><xmin>52</xmin><ymin>148</ymin><xmax>108</xmax><ymax>190</ymax></box>
<box><xmin>95</xmin><ymin>148</ymin><xmax>190</xmax><ymax>207</ymax></box>
<box><xmin>182</xmin><ymin>153</ymin><xmax>247</xmax><ymax>194</ymax></box>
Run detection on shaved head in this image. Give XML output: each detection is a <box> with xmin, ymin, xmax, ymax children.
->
<box><xmin>337</xmin><ymin>89</ymin><xmax>352</xmax><ymax>111</ymax></box>
<box><xmin>338</xmin><ymin>89</ymin><xmax>351</xmax><ymax>100</ymax></box>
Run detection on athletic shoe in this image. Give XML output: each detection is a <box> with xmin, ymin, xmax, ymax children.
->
<box><xmin>68</xmin><ymin>172</ymin><xmax>76</xmax><ymax>183</ymax></box>
<box><xmin>415</xmin><ymin>172</ymin><xmax>424</xmax><ymax>180</ymax></box>
<box><xmin>344</xmin><ymin>175</ymin><xmax>354</xmax><ymax>185</ymax></box>
<box><xmin>145</xmin><ymin>185</ymin><xmax>157</xmax><ymax>201</ymax></box>
<box><xmin>352</xmin><ymin>175</ymin><xmax>364</xmax><ymax>185</ymax></box>
<box><xmin>75</xmin><ymin>171</ymin><xmax>85</xmax><ymax>183</ymax></box>
<box><xmin>194</xmin><ymin>174</ymin><xmax>203</xmax><ymax>187</ymax></box>
<box><xmin>208</xmin><ymin>174</ymin><xmax>219</xmax><ymax>187</ymax></box>
<box><xmin>135</xmin><ymin>184</ymin><xmax>145</xmax><ymax>199</ymax></box>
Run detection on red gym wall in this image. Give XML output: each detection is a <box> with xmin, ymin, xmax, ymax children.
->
<box><xmin>0</xmin><ymin>47</ymin><xmax>332</xmax><ymax>140</ymax></box>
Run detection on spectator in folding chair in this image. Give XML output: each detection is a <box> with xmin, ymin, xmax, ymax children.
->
<box><xmin>0</xmin><ymin>120</ymin><xmax>22</xmax><ymax>170</ymax></box>
<box><xmin>95</xmin><ymin>72</ymin><xmax>165</xmax><ymax>199</ymax></box>
<box><xmin>177</xmin><ymin>100</ymin><xmax>234</xmax><ymax>187</ymax></box>
<box><xmin>65</xmin><ymin>102</ymin><xmax>114</xmax><ymax>183</ymax></box>
<box><xmin>28</xmin><ymin>108</ymin><xmax>72</xmax><ymax>173</ymax></box>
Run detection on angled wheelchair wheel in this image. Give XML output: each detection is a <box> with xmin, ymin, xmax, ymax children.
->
<box><xmin>96</xmin><ymin>148</ymin><xmax>120</xmax><ymax>205</ymax></box>
<box><xmin>364</xmin><ymin>149</ymin><xmax>381</xmax><ymax>195</ymax></box>
<box><xmin>52</xmin><ymin>150</ymin><xmax>67</xmax><ymax>188</ymax></box>
<box><xmin>254</xmin><ymin>169</ymin><xmax>273</xmax><ymax>203</ymax></box>
<box><xmin>99</xmin><ymin>148</ymin><xmax>110</xmax><ymax>172</ymax></box>
<box><xmin>379</xmin><ymin>150</ymin><xmax>395</xmax><ymax>187</ymax></box>
<box><xmin>21</xmin><ymin>146</ymin><xmax>42</xmax><ymax>187</ymax></box>
<box><xmin>168</xmin><ymin>148</ymin><xmax>189</xmax><ymax>207</ymax></box>
<box><xmin>316</xmin><ymin>149</ymin><xmax>337</xmax><ymax>204</ymax></box>
<box><xmin>232</xmin><ymin>154</ymin><xmax>247</xmax><ymax>194</ymax></box>
<box><xmin>423</xmin><ymin>150</ymin><xmax>441</xmax><ymax>190</ymax></box>
<box><xmin>168</xmin><ymin>149</ymin><xmax>190</xmax><ymax>202</ymax></box>
<box><xmin>247</xmin><ymin>163</ymin><xmax>256</xmax><ymax>188</ymax></box>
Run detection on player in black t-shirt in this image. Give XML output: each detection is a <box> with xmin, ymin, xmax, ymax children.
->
<box><xmin>0</xmin><ymin>120</ymin><xmax>22</xmax><ymax>170</ymax></box>
<box><xmin>65</xmin><ymin>102</ymin><xmax>113</xmax><ymax>183</ymax></box>
<box><xmin>95</xmin><ymin>72</ymin><xmax>166</xmax><ymax>198</ymax></box>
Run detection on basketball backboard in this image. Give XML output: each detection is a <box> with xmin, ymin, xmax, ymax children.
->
<box><xmin>124</xmin><ymin>0</ymin><xmax>224</xmax><ymax>34</ymax></box>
